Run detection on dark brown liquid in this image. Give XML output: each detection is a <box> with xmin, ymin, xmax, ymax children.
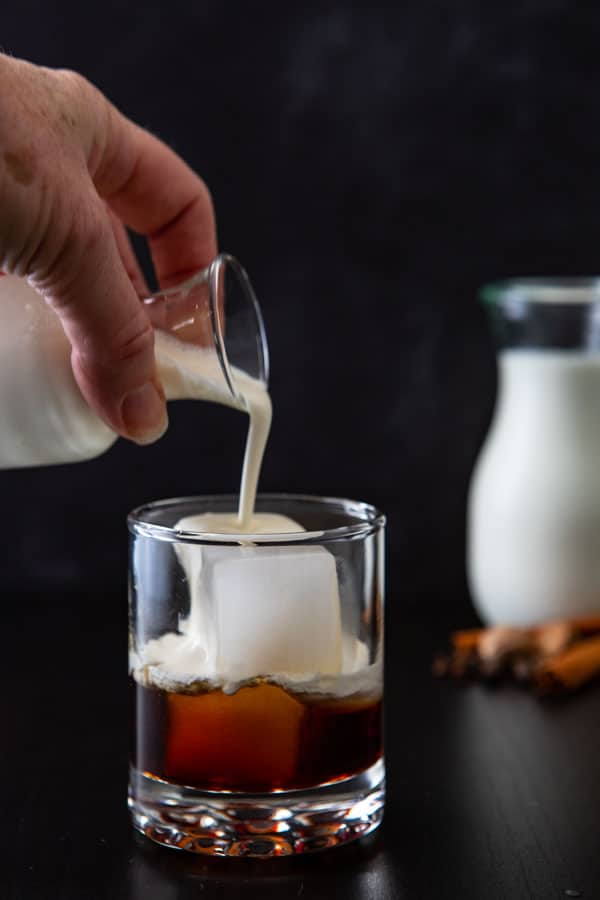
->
<box><xmin>131</xmin><ymin>678</ymin><xmax>382</xmax><ymax>792</ymax></box>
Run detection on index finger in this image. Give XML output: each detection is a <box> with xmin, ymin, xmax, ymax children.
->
<box><xmin>92</xmin><ymin>106</ymin><xmax>217</xmax><ymax>289</ymax></box>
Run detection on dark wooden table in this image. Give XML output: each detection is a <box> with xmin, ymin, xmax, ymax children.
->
<box><xmin>2</xmin><ymin>591</ymin><xmax>600</xmax><ymax>899</ymax></box>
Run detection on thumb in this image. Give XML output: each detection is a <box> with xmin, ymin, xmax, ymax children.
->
<box><xmin>34</xmin><ymin>194</ymin><xmax>167</xmax><ymax>444</ymax></box>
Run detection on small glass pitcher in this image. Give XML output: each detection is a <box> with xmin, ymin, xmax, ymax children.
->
<box><xmin>146</xmin><ymin>252</ymin><xmax>269</xmax><ymax>403</ymax></box>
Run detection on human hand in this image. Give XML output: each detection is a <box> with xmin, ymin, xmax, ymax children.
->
<box><xmin>0</xmin><ymin>54</ymin><xmax>217</xmax><ymax>443</ymax></box>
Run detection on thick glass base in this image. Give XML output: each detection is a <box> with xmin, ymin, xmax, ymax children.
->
<box><xmin>129</xmin><ymin>758</ymin><xmax>385</xmax><ymax>857</ymax></box>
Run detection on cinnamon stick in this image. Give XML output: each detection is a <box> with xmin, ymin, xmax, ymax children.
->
<box><xmin>570</xmin><ymin>615</ymin><xmax>600</xmax><ymax>636</ymax></box>
<box><xmin>451</xmin><ymin>629</ymin><xmax>483</xmax><ymax>651</ymax></box>
<box><xmin>436</xmin><ymin>617</ymin><xmax>600</xmax><ymax>694</ymax></box>
<box><xmin>534</xmin><ymin>635</ymin><xmax>600</xmax><ymax>694</ymax></box>
<box><xmin>450</xmin><ymin>617</ymin><xmax>600</xmax><ymax>649</ymax></box>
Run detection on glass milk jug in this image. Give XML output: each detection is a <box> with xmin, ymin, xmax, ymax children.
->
<box><xmin>468</xmin><ymin>279</ymin><xmax>600</xmax><ymax>625</ymax></box>
<box><xmin>0</xmin><ymin>255</ymin><xmax>268</xmax><ymax>469</ymax></box>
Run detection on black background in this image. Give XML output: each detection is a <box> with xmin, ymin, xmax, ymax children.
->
<box><xmin>3</xmin><ymin>1</ymin><xmax>600</xmax><ymax>616</ymax></box>
<box><xmin>5</xmin><ymin>6</ymin><xmax>600</xmax><ymax>898</ymax></box>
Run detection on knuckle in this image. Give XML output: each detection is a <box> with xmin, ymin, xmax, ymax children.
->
<box><xmin>116</xmin><ymin>313</ymin><xmax>154</xmax><ymax>364</ymax></box>
<box><xmin>52</xmin><ymin>69</ymin><xmax>107</xmax><ymax>151</ymax></box>
<box><xmin>75</xmin><ymin>311</ymin><xmax>154</xmax><ymax>385</ymax></box>
<box><xmin>54</xmin><ymin>68</ymin><xmax>92</xmax><ymax>100</ymax></box>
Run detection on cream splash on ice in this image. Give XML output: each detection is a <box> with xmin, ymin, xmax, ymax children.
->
<box><xmin>132</xmin><ymin>512</ymin><xmax>380</xmax><ymax>698</ymax></box>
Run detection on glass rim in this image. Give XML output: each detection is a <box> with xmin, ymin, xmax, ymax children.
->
<box><xmin>480</xmin><ymin>277</ymin><xmax>600</xmax><ymax>307</ymax></box>
<box><xmin>127</xmin><ymin>492</ymin><xmax>386</xmax><ymax>545</ymax></box>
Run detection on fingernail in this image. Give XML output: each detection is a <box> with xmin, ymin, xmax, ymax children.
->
<box><xmin>121</xmin><ymin>382</ymin><xmax>168</xmax><ymax>444</ymax></box>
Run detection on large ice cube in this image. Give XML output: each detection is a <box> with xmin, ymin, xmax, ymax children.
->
<box><xmin>173</xmin><ymin>512</ymin><xmax>305</xmax><ymax>657</ymax></box>
<box><xmin>211</xmin><ymin>546</ymin><xmax>342</xmax><ymax>681</ymax></box>
<box><xmin>161</xmin><ymin>514</ymin><xmax>342</xmax><ymax>684</ymax></box>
